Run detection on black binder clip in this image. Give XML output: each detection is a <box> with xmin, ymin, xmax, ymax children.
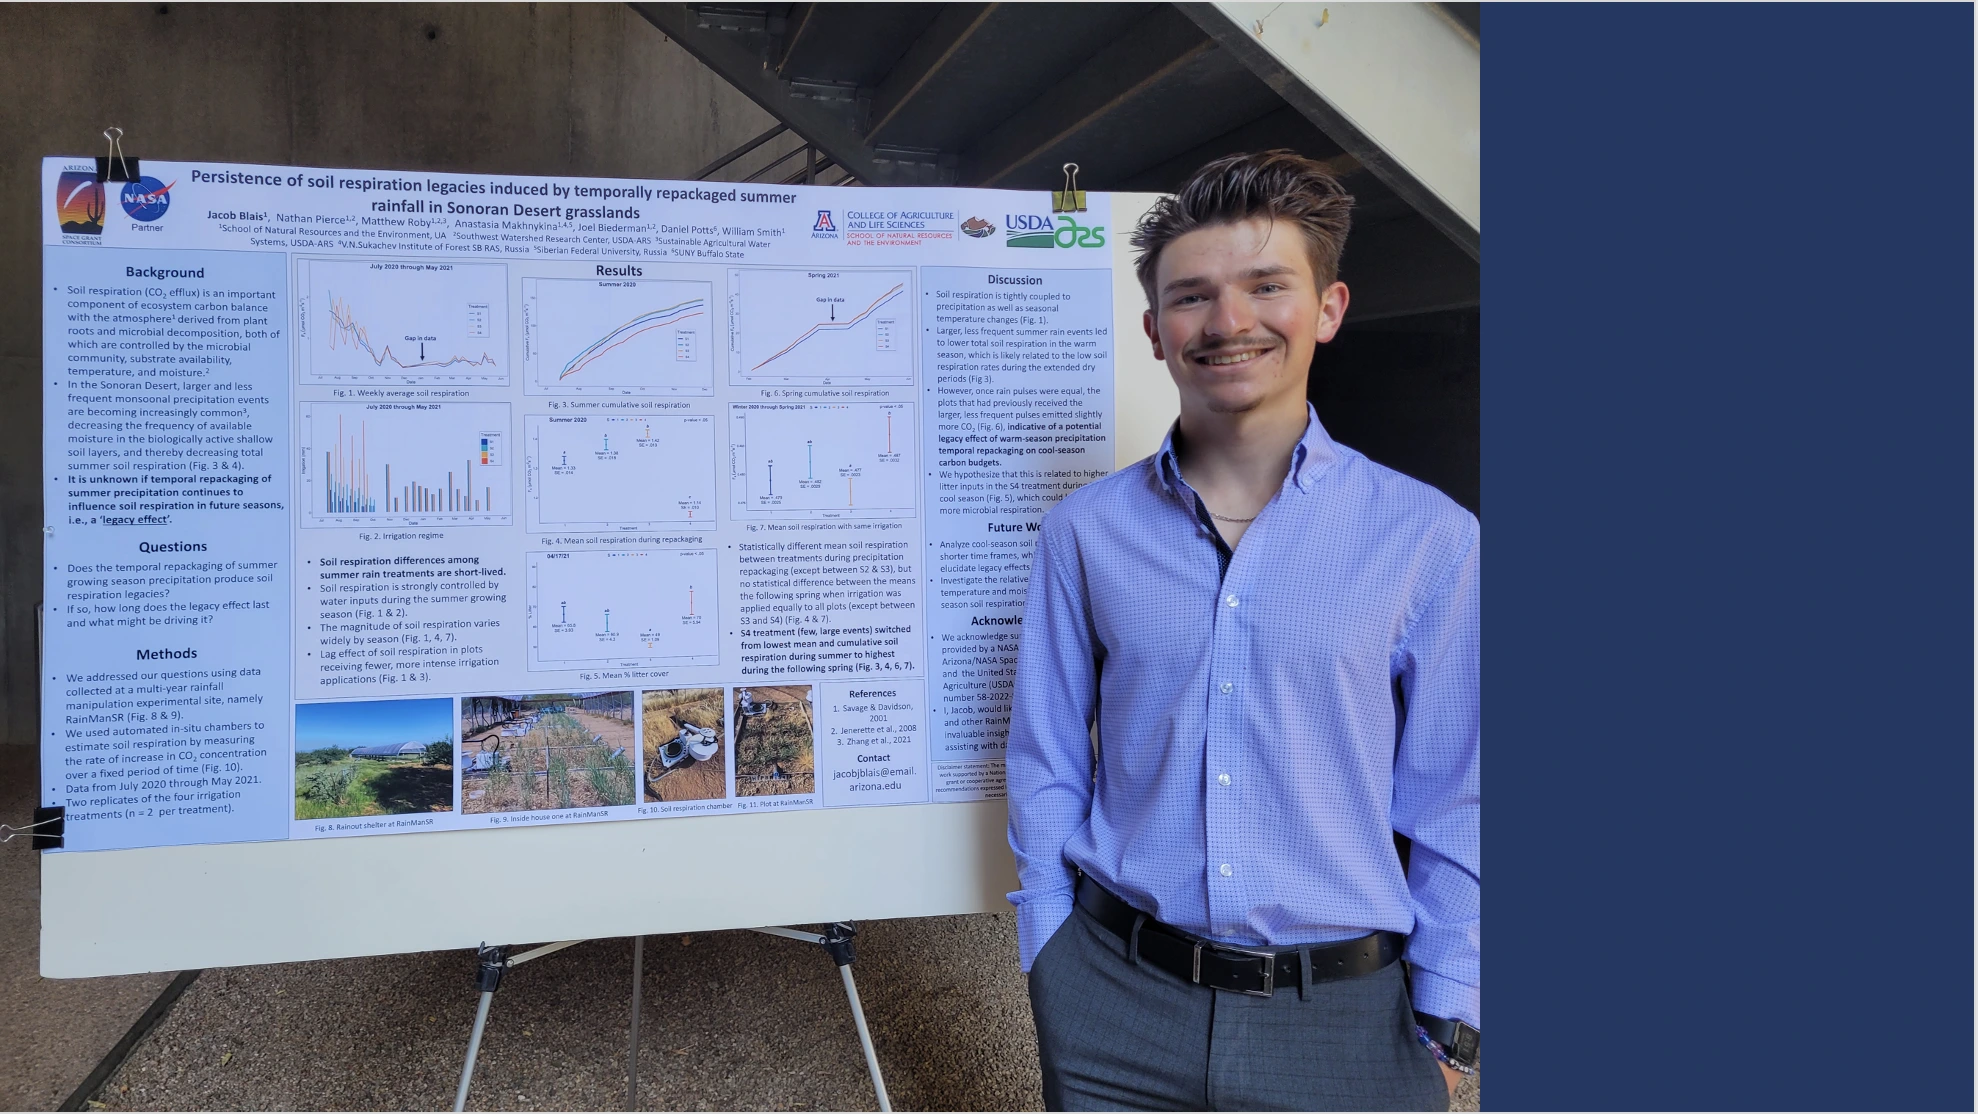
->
<box><xmin>1052</xmin><ymin>162</ymin><xmax>1087</xmax><ymax>214</ymax></box>
<box><xmin>95</xmin><ymin>126</ymin><xmax>139</xmax><ymax>184</ymax></box>
<box><xmin>31</xmin><ymin>806</ymin><xmax>64</xmax><ymax>850</ymax></box>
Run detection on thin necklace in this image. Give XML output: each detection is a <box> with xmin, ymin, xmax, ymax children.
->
<box><xmin>1210</xmin><ymin>511</ymin><xmax>1257</xmax><ymax>524</ymax></box>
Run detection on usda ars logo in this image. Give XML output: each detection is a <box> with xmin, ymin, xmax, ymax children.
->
<box><xmin>1005</xmin><ymin>213</ymin><xmax>1105</xmax><ymax>248</ymax></box>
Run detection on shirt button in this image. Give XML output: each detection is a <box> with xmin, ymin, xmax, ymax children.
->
<box><xmin>1224</xmin><ymin>593</ymin><xmax>1239</xmax><ymax>608</ymax></box>
<box><xmin>1217</xmin><ymin>773</ymin><xmax>1231</xmax><ymax>787</ymax></box>
<box><xmin>1219</xmin><ymin>682</ymin><xmax>1233</xmax><ymax>695</ymax></box>
<box><xmin>1219</xmin><ymin>863</ymin><xmax>1233</xmax><ymax>878</ymax></box>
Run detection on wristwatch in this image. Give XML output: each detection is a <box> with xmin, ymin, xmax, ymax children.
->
<box><xmin>1413</xmin><ymin>1012</ymin><xmax>1481</xmax><ymax>1071</ymax></box>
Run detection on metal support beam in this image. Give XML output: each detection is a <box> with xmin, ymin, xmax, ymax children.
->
<box><xmin>866</xmin><ymin>3</ymin><xmax>998</xmax><ymax>145</ymax></box>
<box><xmin>964</xmin><ymin>7</ymin><xmax>1216</xmax><ymax>187</ymax></box>
<box><xmin>692</xmin><ymin>122</ymin><xmax>788</xmax><ymax>179</ymax></box>
<box><xmin>1177</xmin><ymin>2</ymin><xmax>1480</xmax><ymax>259</ymax></box>
<box><xmin>628</xmin><ymin>3</ymin><xmax>952</xmax><ymax>185</ymax></box>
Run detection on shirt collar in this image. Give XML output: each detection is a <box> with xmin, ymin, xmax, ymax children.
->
<box><xmin>1156</xmin><ymin>402</ymin><xmax>1339</xmax><ymax>495</ymax></box>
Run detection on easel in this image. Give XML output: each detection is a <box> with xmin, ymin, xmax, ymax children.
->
<box><xmin>451</xmin><ymin>922</ymin><xmax>891</xmax><ymax>1112</ymax></box>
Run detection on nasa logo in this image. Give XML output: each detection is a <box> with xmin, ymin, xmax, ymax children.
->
<box><xmin>119</xmin><ymin>175</ymin><xmax>175</xmax><ymax>222</ymax></box>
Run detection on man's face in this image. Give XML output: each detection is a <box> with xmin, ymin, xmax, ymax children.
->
<box><xmin>1144</xmin><ymin>217</ymin><xmax>1348</xmax><ymax>417</ymax></box>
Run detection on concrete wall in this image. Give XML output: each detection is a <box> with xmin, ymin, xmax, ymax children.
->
<box><xmin>0</xmin><ymin>3</ymin><xmax>784</xmax><ymax>746</ymax></box>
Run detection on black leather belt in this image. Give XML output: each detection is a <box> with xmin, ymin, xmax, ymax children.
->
<box><xmin>1075</xmin><ymin>875</ymin><xmax>1400</xmax><ymax>997</ymax></box>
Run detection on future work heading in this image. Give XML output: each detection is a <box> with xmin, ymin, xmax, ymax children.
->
<box><xmin>189</xmin><ymin>168</ymin><xmax>799</xmax><ymax>220</ymax></box>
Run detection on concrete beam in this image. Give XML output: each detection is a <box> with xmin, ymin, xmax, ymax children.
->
<box><xmin>1178</xmin><ymin>2</ymin><xmax>1480</xmax><ymax>258</ymax></box>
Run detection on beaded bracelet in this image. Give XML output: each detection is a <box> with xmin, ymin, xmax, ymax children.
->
<box><xmin>1414</xmin><ymin>1025</ymin><xmax>1478</xmax><ymax>1075</ymax></box>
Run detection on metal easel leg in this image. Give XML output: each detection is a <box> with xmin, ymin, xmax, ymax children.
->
<box><xmin>627</xmin><ymin>935</ymin><xmax>644</xmax><ymax>1111</ymax></box>
<box><xmin>454</xmin><ymin>945</ymin><xmax>508</xmax><ymax>1112</ymax></box>
<box><xmin>836</xmin><ymin>962</ymin><xmax>891</xmax><ymax>1113</ymax></box>
<box><xmin>451</xmin><ymin>939</ymin><xmax>586</xmax><ymax>1112</ymax></box>
<box><xmin>752</xmin><ymin>923</ymin><xmax>892</xmax><ymax>1113</ymax></box>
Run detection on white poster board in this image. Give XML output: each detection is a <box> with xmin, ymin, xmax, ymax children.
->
<box><xmin>37</xmin><ymin>159</ymin><xmax>1174</xmax><ymax>977</ymax></box>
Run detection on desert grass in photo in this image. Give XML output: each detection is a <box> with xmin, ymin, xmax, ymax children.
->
<box><xmin>643</xmin><ymin>687</ymin><xmax>727</xmax><ymax>802</ymax></box>
<box><xmin>732</xmin><ymin>685</ymin><xmax>814</xmax><ymax>796</ymax></box>
<box><xmin>461</xmin><ymin>692</ymin><xmax>636</xmax><ymax>814</ymax></box>
<box><xmin>292</xmin><ymin>698</ymin><xmax>455</xmax><ymax>821</ymax></box>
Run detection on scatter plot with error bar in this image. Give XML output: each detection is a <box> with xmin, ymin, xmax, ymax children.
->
<box><xmin>523</xmin><ymin>277</ymin><xmax>714</xmax><ymax>395</ymax></box>
<box><xmin>527</xmin><ymin>550</ymin><xmax>719</xmax><ymax>669</ymax></box>
<box><xmin>729</xmin><ymin>403</ymin><xmax>916</xmax><ymax>518</ymax></box>
<box><xmin>525</xmin><ymin>414</ymin><xmax>715</xmax><ymax>530</ymax></box>
<box><xmin>727</xmin><ymin>268</ymin><xmax>912</xmax><ymax>385</ymax></box>
<box><xmin>297</xmin><ymin>258</ymin><xmax>508</xmax><ymax>384</ymax></box>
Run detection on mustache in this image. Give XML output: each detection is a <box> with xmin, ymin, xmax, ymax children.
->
<box><xmin>1186</xmin><ymin>336</ymin><xmax>1280</xmax><ymax>360</ymax></box>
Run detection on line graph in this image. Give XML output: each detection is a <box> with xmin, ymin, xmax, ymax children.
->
<box><xmin>298</xmin><ymin>258</ymin><xmax>508</xmax><ymax>384</ymax></box>
<box><xmin>523</xmin><ymin>277</ymin><xmax>714</xmax><ymax>395</ymax></box>
<box><xmin>750</xmin><ymin>283</ymin><xmax>903</xmax><ymax>370</ymax></box>
<box><xmin>527</xmin><ymin>549</ymin><xmax>719</xmax><ymax>669</ymax></box>
<box><xmin>728</xmin><ymin>268</ymin><xmax>913</xmax><ymax>385</ymax></box>
<box><xmin>729</xmin><ymin>403</ymin><xmax>916</xmax><ymax>518</ymax></box>
<box><xmin>525</xmin><ymin>414</ymin><xmax>716</xmax><ymax>530</ymax></box>
<box><xmin>326</xmin><ymin>295</ymin><xmax>498</xmax><ymax>371</ymax></box>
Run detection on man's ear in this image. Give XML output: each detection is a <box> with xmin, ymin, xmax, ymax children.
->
<box><xmin>1314</xmin><ymin>282</ymin><xmax>1351</xmax><ymax>344</ymax></box>
<box><xmin>1143</xmin><ymin>308</ymin><xmax>1164</xmax><ymax>361</ymax></box>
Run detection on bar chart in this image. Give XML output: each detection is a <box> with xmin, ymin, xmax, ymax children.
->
<box><xmin>300</xmin><ymin>402</ymin><xmax>512</xmax><ymax>527</ymax></box>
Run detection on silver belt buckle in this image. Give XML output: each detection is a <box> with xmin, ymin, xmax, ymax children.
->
<box><xmin>1223</xmin><ymin>945</ymin><xmax>1277</xmax><ymax>996</ymax></box>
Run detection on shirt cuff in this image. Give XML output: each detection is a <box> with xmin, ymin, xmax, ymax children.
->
<box><xmin>1408</xmin><ymin>965</ymin><xmax>1480</xmax><ymax>1029</ymax></box>
<box><xmin>1008</xmin><ymin>888</ymin><xmax>1074</xmax><ymax>972</ymax></box>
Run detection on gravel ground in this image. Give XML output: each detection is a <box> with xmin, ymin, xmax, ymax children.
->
<box><xmin>0</xmin><ymin>747</ymin><xmax>180</xmax><ymax>1111</ymax></box>
<box><xmin>90</xmin><ymin>915</ymin><xmax>1477</xmax><ymax>1112</ymax></box>
<box><xmin>7</xmin><ymin>743</ymin><xmax>1477</xmax><ymax>1113</ymax></box>
<box><xmin>96</xmin><ymin>919</ymin><xmax>1043</xmax><ymax>1112</ymax></box>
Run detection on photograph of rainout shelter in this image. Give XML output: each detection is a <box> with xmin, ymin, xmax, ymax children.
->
<box><xmin>293</xmin><ymin>698</ymin><xmax>455</xmax><ymax>820</ymax></box>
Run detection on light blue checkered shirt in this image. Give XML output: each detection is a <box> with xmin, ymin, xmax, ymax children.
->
<box><xmin>1005</xmin><ymin>404</ymin><xmax>1480</xmax><ymax>1026</ymax></box>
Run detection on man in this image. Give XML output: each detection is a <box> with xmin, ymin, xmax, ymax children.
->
<box><xmin>1005</xmin><ymin>150</ymin><xmax>1479</xmax><ymax>1112</ymax></box>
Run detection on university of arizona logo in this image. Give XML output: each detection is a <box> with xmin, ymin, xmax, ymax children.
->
<box><xmin>813</xmin><ymin>210</ymin><xmax>836</xmax><ymax>232</ymax></box>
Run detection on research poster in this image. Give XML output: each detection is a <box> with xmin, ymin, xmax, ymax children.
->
<box><xmin>41</xmin><ymin>158</ymin><xmax>1115</xmax><ymax>853</ymax></box>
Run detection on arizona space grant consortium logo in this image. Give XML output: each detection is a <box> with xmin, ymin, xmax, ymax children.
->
<box><xmin>55</xmin><ymin>171</ymin><xmax>105</xmax><ymax>235</ymax></box>
<box><xmin>119</xmin><ymin>176</ymin><xmax>175</xmax><ymax>222</ymax></box>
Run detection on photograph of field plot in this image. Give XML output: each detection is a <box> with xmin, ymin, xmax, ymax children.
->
<box><xmin>642</xmin><ymin>687</ymin><xmax>727</xmax><ymax>803</ymax></box>
<box><xmin>733</xmin><ymin>685</ymin><xmax>814</xmax><ymax>796</ymax></box>
<box><xmin>459</xmin><ymin>691</ymin><xmax>637</xmax><ymax>813</ymax></box>
<box><xmin>294</xmin><ymin>698</ymin><xmax>455</xmax><ymax>820</ymax></box>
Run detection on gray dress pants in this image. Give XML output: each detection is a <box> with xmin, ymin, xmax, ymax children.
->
<box><xmin>1028</xmin><ymin>904</ymin><xmax>1450</xmax><ymax>1112</ymax></box>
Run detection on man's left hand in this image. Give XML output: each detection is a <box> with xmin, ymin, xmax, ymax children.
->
<box><xmin>1439</xmin><ymin>1062</ymin><xmax>1462</xmax><ymax>1097</ymax></box>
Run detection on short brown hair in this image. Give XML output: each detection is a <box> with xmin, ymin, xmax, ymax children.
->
<box><xmin>1131</xmin><ymin>150</ymin><xmax>1354</xmax><ymax>308</ymax></box>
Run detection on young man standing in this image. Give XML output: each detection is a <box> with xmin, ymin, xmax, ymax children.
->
<box><xmin>1005</xmin><ymin>151</ymin><xmax>1479</xmax><ymax>1112</ymax></box>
